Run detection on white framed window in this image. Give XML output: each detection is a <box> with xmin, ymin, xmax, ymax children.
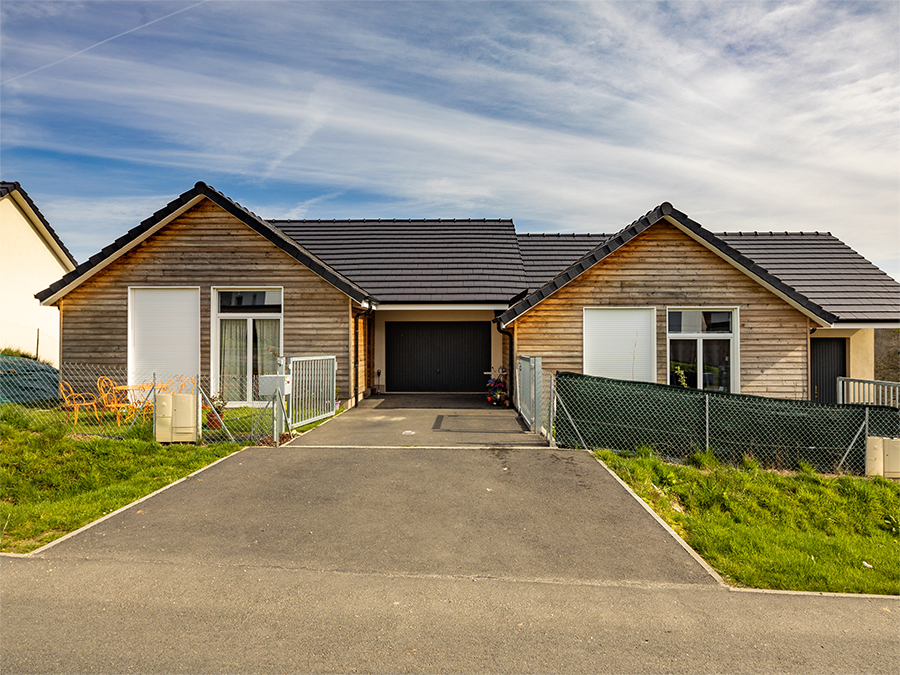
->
<box><xmin>128</xmin><ymin>287</ymin><xmax>200</xmax><ymax>385</ymax></box>
<box><xmin>211</xmin><ymin>288</ymin><xmax>283</xmax><ymax>404</ymax></box>
<box><xmin>583</xmin><ymin>307</ymin><xmax>656</xmax><ymax>382</ymax></box>
<box><xmin>667</xmin><ymin>308</ymin><xmax>740</xmax><ymax>393</ymax></box>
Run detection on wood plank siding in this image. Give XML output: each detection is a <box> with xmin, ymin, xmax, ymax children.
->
<box><xmin>511</xmin><ymin>222</ymin><xmax>810</xmax><ymax>399</ymax></box>
<box><xmin>57</xmin><ymin>199</ymin><xmax>355</xmax><ymax>398</ymax></box>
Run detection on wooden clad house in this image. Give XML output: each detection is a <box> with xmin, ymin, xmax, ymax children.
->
<box><xmin>36</xmin><ymin>183</ymin><xmax>373</xmax><ymax>405</ymax></box>
<box><xmin>36</xmin><ymin>184</ymin><xmax>899</xmax><ymax>407</ymax></box>
<box><xmin>499</xmin><ymin>203</ymin><xmax>899</xmax><ymax>402</ymax></box>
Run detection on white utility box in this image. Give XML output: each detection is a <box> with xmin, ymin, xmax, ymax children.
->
<box><xmin>155</xmin><ymin>393</ymin><xmax>198</xmax><ymax>443</ymax></box>
<box><xmin>866</xmin><ymin>436</ymin><xmax>884</xmax><ymax>477</ymax></box>
<box><xmin>258</xmin><ymin>374</ymin><xmax>291</xmax><ymax>399</ymax></box>
<box><xmin>884</xmin><ymin>438</ymin><xmax>900</xmax><ymax>479</ymax></box>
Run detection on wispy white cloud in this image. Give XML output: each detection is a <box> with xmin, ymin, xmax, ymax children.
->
<box><xmin>2</xmin><ymin>0</ymin><xmax>897</xmax><ymax>278</ymax></box>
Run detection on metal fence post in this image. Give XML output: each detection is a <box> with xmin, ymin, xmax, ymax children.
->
<box><xmin>532</xmin><ymin>357</ymin><xmax>542</xmax><ymax>435</ymax></box>
<box><xmin>705</xmin><ymin>393</ymin><xmax>709</xmax><ymax>451</ymax></box>
<box><xmin>549</xmin><ymin>371</ymin><xmax>556</xmax><ymax>448</ymax></box>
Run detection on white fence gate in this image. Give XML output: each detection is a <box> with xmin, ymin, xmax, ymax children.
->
<box><xmin>516</xmin><ymin>355</ymin><xmax>542</xmax><ymax>433</ymax></box>
<box><xmin>290</xmin><ymin>356</ymin><xmax>337</xmax><ymax>429</ymax></box>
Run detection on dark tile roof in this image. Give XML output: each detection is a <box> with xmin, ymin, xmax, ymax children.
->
<box><xmin>517</xmin><ymin>233</ymin><xmax>610</xmax><ymax>291</ymax></box>
<box><xmin>498</xmin><ymin>203</ymin><xmax>842</xmax><ymax>327</ymax></box>
<box><xmin>719</xmin><ymin>232</ymin><xmax>900</xmax><ymax>323</ymax></box>
<box><xmin>271</xmin><ymin>219</ymin><xmax>527</xmax><ymax>303</ymax></box>
<box><xmin>1</xmin><ymin>181</ymin><xmax>78</xmax><ymax>267</ymax></box>
<box><xmin>35</xmin><ymin>182</ymin><xmax>370</xmax><ymax>305</ymax></box>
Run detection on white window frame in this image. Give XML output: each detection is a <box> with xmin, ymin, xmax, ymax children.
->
<box><xmin>127</xmin><ymin>287</ymin><xmax>201</xmax><ymax>386</ymax></box>
<box><xmin>666</xmin><ymin>306</ymin><xmax>740</xmax><ymax>394</ymax></box>
<box><xmin>211</xmin><ymin>287</ymin><xmax>284</xmax><ymax>406</ymax></box>
<box><xmin>583</xmin><ymin>307</ymin><xmax>657</xmax><ymax>383</ymax></box>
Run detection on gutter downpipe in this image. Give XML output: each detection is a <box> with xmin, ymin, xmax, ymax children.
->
<box><xmin>494</xmin><ymin>317</ymin><xmax>514</xmax><ymax>402</ymax></box>
<box><xmin>354</xmin><ymin>299</ymin><xmax>376</xmax><ymax>406</ymax></box>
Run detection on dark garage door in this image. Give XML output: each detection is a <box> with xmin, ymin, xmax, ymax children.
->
<box><xmin>386</xmin><ymin>321</ymin><xmax>491</xmax><ymax>392</ymax></box>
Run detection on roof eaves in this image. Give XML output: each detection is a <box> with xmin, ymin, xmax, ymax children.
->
<box><xmin>498</xmin><ymin>205</ymin><xmax>663</xmax><ymax>326</ymax></box>
<box><xmin>36</xmin><ymin>182</ymin><xmax>373</xmax><ymax>306</ymax></box>
<box><xmin>1</xmin><ymin>181</ymin><xmax>78</xmax><ymax>270</ymax></box>
<box><xmin>197</xmin><ymin>184</ymin><xmax>371</xmax><ymax>303</ymax></box>
<box><xmin>35</xmin><ymin>185</ymin><xmax>208</xmax><ymax>305</ymax></box>
<box><xmin>659</xmin><ymin>206</ymin><xmax>838</xmax><ymax>325</ymax></box>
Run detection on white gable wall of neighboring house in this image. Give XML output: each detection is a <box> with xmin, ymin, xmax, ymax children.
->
<box><xmin>0</xmin><ymin>192</ymin><xmax>74</xmax><ymax>366</ymax></box>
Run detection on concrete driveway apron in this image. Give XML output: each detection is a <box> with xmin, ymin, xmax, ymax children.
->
<box><xmin>3</xmin><ymin>395</ymin><xmax>897</xmax><ymax>674</ymax></box>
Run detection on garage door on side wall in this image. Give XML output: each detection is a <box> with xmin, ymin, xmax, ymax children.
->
<box><xmin>386</xmin><ymin>321</ymin><xmax>491</xmax><ymax>392</ymax></box>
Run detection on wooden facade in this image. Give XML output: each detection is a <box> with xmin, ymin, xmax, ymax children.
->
<box><xmin>56</xmin><ymin>199</ymin><xmax>358</xmax><ymax>400</ymax></box>
<box><xmin>510</xmin><ymin>222</ymin><xmax>811</xmax><ymax>399</ymax></box>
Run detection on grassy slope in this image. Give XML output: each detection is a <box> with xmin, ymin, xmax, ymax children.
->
<box><xmin>1</xmin><ymin>405</ymin><xmax>240</xmax><ymax>553</ymax></box>
<box><xmin>595</xmin><ymin>448</ymin><xmax>900</xmax><ymax>595</ymax></box>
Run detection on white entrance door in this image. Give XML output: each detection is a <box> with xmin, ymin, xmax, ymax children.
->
<box><xmin>128</xmin><ymin>287</ymin><xmax>200</xmax><ymax>385</ymax></box>
<box><xmin>583</xmin><ymin>307</ymin><xmax>656</xmax><ymax>382</ymax></box>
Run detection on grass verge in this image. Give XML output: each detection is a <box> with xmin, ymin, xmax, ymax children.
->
<box><xmin>595</xmin><ymin>447</ymin><xmax>900</xmax><ymax>595</ymax></box>
<box><xmin>1</xmin><ymin>404</ymin><xmax>241</xmax><ymax>554</ymax></box>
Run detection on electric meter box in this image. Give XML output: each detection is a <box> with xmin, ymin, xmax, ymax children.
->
<box><xmin>884</xmin><ymin>438</ymin><xmax>900</xmax><ymax>479</ymax></box>
<box><xmin>155</xmin><ymin>393</ymin><xmax>199</xmax><ymax>443</ymax></box>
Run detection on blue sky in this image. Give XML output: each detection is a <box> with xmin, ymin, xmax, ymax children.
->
<box><xmin>2</xmin><ymin>0</ymin><xmax>898</xmax><ymax>279</ymax></box>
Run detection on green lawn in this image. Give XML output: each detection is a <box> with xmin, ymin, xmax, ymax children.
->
<box><xmin>596</xmin><ymin>447</ymin><xmax>900</xmax><ymax>595</ymax></box>
<box><xmin>1</xmin><ymin>404</ymin><xmax>241</xmax><ymax>553</ymax></box>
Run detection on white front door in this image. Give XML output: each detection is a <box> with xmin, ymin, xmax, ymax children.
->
<box><xmin>128</xmin><ymin>287</ymin><xmax>200</xmax><ymax>385</ymax></box>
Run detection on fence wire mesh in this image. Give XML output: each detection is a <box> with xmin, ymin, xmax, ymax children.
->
<box><xmin>0</xmin><ymin>358</ymin><xmax>287</xmax><ymax>446</ymax></box>
<box><xmin>553</xmin><ymin>371</ymin><xmax>900</xmax><ymax>475</ymax></box>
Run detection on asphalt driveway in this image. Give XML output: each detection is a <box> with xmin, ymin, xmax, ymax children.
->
<box><xmin>2</xmin><ymin>398</ymin><xmax>898</xmax><ymax>673</ymax></box>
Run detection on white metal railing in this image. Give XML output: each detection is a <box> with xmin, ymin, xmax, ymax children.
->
<box><xmin>837</xmin><ymin>377</ymin><xmax>900</xmax><ymax>408</ymax></box>
<box><xmin>516</xmin><ymin>355</ymin><xmax>542</xmax><ymax>433</ymax></box>
<box><xmin>290</xmin><ymin>356</ymin><xmax>337</xmax><ymax>429</ymax></box>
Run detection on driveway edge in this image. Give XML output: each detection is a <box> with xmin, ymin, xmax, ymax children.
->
<box><xmin>0</xmin><ymin>446</ymin><xmax>248</xmax><ymax>558</ymax></box>
<box><xmin>591</xmin><ymin>454</ymin><xmax>726</xmax><ymax>587</ymax></box>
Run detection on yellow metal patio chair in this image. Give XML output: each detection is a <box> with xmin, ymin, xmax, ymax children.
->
<box><xmin>97</xmin><ymin>376</ymin><xmax>136</xmax><ymax>426</ymax></box>
<box><xmin>59</xmin><ymin>381</ymin><xmax>101</xmax><ymax>425</ymax></box>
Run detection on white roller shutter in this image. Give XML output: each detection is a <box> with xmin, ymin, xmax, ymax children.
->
<box><xmin>129</xmin><ymin>288</ymin><xmax>200</xmax><ymax>384</ymax></box>
<box><xmin>583</xmin><ymin>307</ymin><xmax>656</xmax><ymax>382</ymax></box>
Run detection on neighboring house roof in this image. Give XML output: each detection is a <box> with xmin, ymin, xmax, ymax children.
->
<box><xmin>1</xmin><ymin>181</ymin><xmax>78</xmax><ymax>270</ymax></box>
<box><xmin>498</xmin><ymin>203</ymin><xmax>847</xmax><ymax>328</ymax></box>
<box><xmin>272</xmin><ymin>219</ymin><xmax>527</xmax><ymax>304</ymax></box>
<box><xmin>517</xmin><ymin>233</ymin><xmax>610</xmax><ymax>291</ymax></box>
<box><xmin>35</xmin><ymin>182</ymin><xmax>371</xmax><ymax>306</ymax></box>
<box><xmin>719</xmin><ymin>232</ymin><xmax>900</xmax><ymax>323</ymax></box>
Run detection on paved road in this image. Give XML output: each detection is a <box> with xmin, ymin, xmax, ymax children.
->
<box><xmin>2</xmin><ymin>406</ymin><xmax>898</xmax><ymax>673</ymax></box>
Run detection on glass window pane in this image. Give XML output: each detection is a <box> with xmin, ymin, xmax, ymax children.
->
<box><xmin>668</xmin><ymin>311</ymin><xmax>683</xmax><ymax>333</ymax></box>
<box><xmin>703</xmin><ymin>339</ymin><xmax>731</xmax><ymax>392</ymax></box>
<box><xmin>703</xmin><ymin>311</ymin><xmax>732</xmax><ymax>333</ymax></box>
<box><xmin>220</xmin><ymin>319</ymin><xmax>247</xmax><ymax>402</ymax></box>
<box><xmin>252</xmin><ymin>319</ymin><xmax>280</xmax><ymax>401</ymax></box>
<box><xmin>219</xmin><ymin>290</ymin><xmax>282</xmax><ymax>313</ymax></box>
<box><xmin>669</xmin><ymin>339</ymin><xmax>697</xmax><ymax>388</ymax></box>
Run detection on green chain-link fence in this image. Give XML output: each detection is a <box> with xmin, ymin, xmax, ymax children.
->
<box><xmin>553</xmin><ymin>371</ymin><xmax>900</xmax><ymax>475</ymax></box>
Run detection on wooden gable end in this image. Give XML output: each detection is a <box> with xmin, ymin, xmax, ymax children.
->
<box><xmin>59</xmin><ymin>199</ymin><xmax>353</xmax><ymax>395</ymax></box>
<box><xmin>512</xmin><ymin>221</ymin><xmax>810</xmax><ymax>399</ymax></box>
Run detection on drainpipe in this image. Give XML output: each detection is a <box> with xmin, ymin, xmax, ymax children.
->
<box><xmin>494</xmin><ymin>317</ymin><xmax>514</xmax><ymax>398</ymax></box>
<box><xmin>354</xmin><ymin>299</ymin><xmax>376</xmax><ymax>405</ymax></box>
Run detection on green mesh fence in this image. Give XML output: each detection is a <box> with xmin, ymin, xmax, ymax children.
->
<box><xmin>555</xmin><ymin>372</ymin><xmax>900</xmax><ymax>475</ymax></box>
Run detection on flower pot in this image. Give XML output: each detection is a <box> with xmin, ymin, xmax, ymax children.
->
<box><xmin>206</xmin><ymin>410</ymin><xmax>223</xmax><ymax>430</ymax></box>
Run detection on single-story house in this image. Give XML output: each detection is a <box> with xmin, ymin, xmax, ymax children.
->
<box><xmin>1</xmin><ymin>181</ymin><xmax>78</xmax><ymax>366</ymax></box>
<box><xmin>35</xmin><ymin>182</ymin><xmax>899</xmax><ymax>406</ymax></box>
